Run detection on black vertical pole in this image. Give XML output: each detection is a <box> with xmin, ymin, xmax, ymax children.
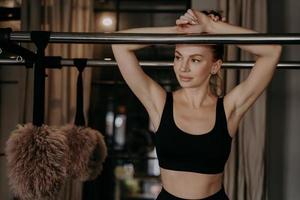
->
<box><xmin>74</xmin><ymin>59</ymin><xmax>87</xmax><ymax>127</ymax></box>
<box><xmin>31</xmin><ymin>31</ymin><xmax>50</xmax><ymax>126</ymax></box>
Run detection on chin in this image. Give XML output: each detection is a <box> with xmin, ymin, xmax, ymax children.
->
<box><xmin>179</xmin><ymin>82</ymin><xmax>195</xmax><ymax>88</ymax></box>
<box><xmin>178</xmin><ymin>80</ymin><xmax>203</xmax><ymax>89</ymax></box>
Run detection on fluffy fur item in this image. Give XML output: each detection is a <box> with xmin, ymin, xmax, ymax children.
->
<box><xmin>5</xmin><ymin>123</ymin><xmax>69</xmax><ymax>200</ymax></box>
<box><xmin>61</xmin><ymin>124</ymin><xmax>107</xmax><ymax>181</ymax></box>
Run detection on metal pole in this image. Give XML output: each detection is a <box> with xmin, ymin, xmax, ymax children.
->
<box><xmin>1</xmin><ymin>59</ymin><xmax>300</xmax><ymax>69</ymax></box>
<box><xmin>7</xmin><ymin>32</ymin><xmax>300</xmax><ymax>44</ymax></box>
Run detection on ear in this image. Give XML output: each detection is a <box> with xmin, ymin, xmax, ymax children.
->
<box><xmin>211</xmin><ymin>59</ymin><xmax>222</xmax><ymax>74</ymax></box>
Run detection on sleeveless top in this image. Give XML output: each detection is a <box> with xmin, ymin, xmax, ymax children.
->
<box><xmin>154</xmin><ymin>92</ymin><xmax>232</xmax><ymax>174</ymax></box>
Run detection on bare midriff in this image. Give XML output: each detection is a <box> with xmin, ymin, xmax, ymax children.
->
<box><xmin>160</xmin><ymin>167</ymin><xmax>223</xmax><ymax>199</ymax></box>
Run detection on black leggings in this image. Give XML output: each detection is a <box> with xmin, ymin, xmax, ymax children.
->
<box><xmin>156</xmin><ymin>186</ymin><xmax>229</xmax><ymax>200</ymax></box>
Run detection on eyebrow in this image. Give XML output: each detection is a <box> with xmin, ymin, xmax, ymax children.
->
<box><xmin>175</xmin><ymin>50</ymin><xmax>203</xmax><ymax>57</ymax></box>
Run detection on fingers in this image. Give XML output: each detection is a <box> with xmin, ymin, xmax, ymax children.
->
<box><xmin>176</xmin><ymin>17</ymin><xmax>188</xmax><ymax>25</ymax></box>
<box><xmin>187</xmin><ymin>9</ymin><xmax>197</xmax><ymax>19</ymax></box>
<box><xmin>186</xmin><ymin>9</ymin><xmax>199</xmax><ymax>22</ymax></box>
<box><xmin>176</xmin><ymin>19</ymin><xmax>188</xmax><ymax>25</ymax></box>
<box><xmin>209</xmin><ymin>14</ymin><xmax>226</xmax><ymax>22</ymax></box>
<box><xmin>179</xmin><ymin>9</ymin><xmax>211</xmax><ymax>24</ymax></box>
<box><xmin>177</xmin><ymin>9</ymin><xmax>198</xmax><ymax>25</ymax></box>
<box><xmin>184</xmin><ymin>13</ymin><xmax>198</xmax><ymax>24</ymax></box>
<box><xmin>180</xmin><ymin>15</ymin><xmax>192</xmax><ymax>23</ymax></box>
<box><xmin>186</xmin><ymin>9</ymin><xmax>226</xmax><ymax>22</ymax></box>
<box><xmin>176</xmin><ymin>9</ymin><xmax>226</xmax><ymax>26</ymax></box>
<box><xmin>177</xmin><ymin>15</ymin><xmax>197</xmax><ymax>25</ymax></box>
<box><xmin>208</xmin><ymin>14</ymin><xmax>220</xmax><ymax>22</ymax></box>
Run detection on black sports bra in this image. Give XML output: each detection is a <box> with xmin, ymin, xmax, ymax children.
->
<box><xmin>154</xmin><ymin>92</ymin><xmax>232</xmax><ymax>174</ymax></box>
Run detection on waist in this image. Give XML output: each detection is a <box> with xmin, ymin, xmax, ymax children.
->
<box><xmin>158</xmin><ymin>186</ymin><xmax>228</xmax><ymax>200</ymax></box>
<box><xmin>160</xmin><ymin>167</ymin><xmax>223</xmax><ymax>199</ymax></box>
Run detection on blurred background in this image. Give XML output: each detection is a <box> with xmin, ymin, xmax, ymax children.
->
<box><xmin>0</xmin><ymin>0</ymin><xmax>299</xmax><ymax>200</ymax></box>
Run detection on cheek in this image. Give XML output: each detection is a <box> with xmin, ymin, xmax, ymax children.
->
<box><xmin>173</xmin><ymin>62</ymin><xmax>181</xmax><ymax>73</ymax></box>
<box><xmin>192</xmin><ymin>62</ymin><xmax>211</xmax><ymax>76</ymax></box>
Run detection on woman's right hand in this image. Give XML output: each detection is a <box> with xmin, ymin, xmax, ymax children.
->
<box><xmin>176</xmin><ymin>9</ymin><xmax>225</xmax><ymax>34</ymax></box>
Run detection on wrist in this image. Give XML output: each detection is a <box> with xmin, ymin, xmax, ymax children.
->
<box><xmin>168</xmin><ymin>26</ymin><xmax>179</xmax><ymax>33</ymax></box>
<box><xmin>205</xmin><ymin>19</ymin><xmax>217</xmax><ymax>33</ymax></box>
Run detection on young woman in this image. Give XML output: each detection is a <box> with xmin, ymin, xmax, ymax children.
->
<box><xmin>112</xmin><ymin>9</ymin><xmax>281</xmax><ymax>200</ymax></box>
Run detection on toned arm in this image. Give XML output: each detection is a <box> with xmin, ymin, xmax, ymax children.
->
<box><xmin>179</xmin><ymin>10</ymin><xmax>282</xmax><ymax>136</ymax></box>
<box><xmin>111</xmin><ymin>26</ymin><xmax>179</xmax><ymax>130</ymax></box>
<box><xmin>205</xmin><ymin>20</ymin><xmax>282</xmax><ymax>119</ymax></box>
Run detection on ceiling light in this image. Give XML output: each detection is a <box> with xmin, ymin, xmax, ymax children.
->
<box><xmin>102</xmin><ymin>17</ymin><xmax>113</xmax><ymax>27</ymax></box>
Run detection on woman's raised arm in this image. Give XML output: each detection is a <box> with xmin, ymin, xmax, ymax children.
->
<box><xmin>178</xmin><ymin>9</ymin><xmax>282</xmax><ymax>120</ymax></box>
<box><xmin>111</xmin><ymin>26</ymin><xmax>177</xmax><ymax>131</ymax></box>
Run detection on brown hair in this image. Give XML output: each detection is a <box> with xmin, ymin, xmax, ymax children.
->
<box><xmin>209</xmin><ymin>44</ymin><xmax>224</xmax><ymax>97</ymax></box>
<box><xmin>203</xmin><ymin>10</ymin><xmax>225</xmax><ymax>97</ymax></box>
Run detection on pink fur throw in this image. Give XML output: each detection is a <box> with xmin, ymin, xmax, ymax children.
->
<box><xmin>5</xmin><ymin>123</ymin><xmax>68</xmax><ymax>200</ymax></box>
<box><xmin>61</xmin><ymin>125</ymin><xmax>107</xmax><ymax>181</ymax></box>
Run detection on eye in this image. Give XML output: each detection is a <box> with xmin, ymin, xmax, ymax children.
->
<box><xmin>192</xmin><ymin>59</ymin><xmax>201</xmax><ymax>63</ymax></box>
<box><xmin>174</xmin><ymin>55</ymin><xmax>181</xmax><ymax>60</ymax></box>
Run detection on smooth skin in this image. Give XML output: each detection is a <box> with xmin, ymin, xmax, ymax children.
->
<box><xmin>112</xmin><ymin>9</ymin><xmax>281</xmax><ymax>199</ymax></box>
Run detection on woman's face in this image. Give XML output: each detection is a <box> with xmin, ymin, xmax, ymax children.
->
<box><xmin>173</xmin><ymin>44</ymin><xmax>218</xmax><ymax>88</ymax></box>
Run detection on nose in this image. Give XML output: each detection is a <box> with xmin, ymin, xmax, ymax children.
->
<box><xmin>179</xmin><ymin>60</ymin><xmax>190</xmax><ymax>72</ymax></box>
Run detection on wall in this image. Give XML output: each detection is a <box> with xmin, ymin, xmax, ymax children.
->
<box><xmin>192</xmin><ymin>0</ymin><xmax>218</xmax><ymax>10</ymax></box>
<box><xmin>267</xmin><ymin>0</ymin><xmax>300</xmax><ymax>199</ymax></box>
<box><xmin>0</xmin><ymin>66</ymin><xmax>20</xmax><ymax>199</ymax></box>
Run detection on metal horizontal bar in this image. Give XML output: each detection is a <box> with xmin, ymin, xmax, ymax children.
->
<box><xmin>7</xmin><ymin>32</ymin><xmax>300</xmax><ymax>44</ymax></box>
<box><xmin>94</xmin><ymin>8</ymin><xmax>187</xmax><ymax>13</ymax></box>
<box><xmin>0</xmin><ymin>58</ymin><xmax>300</xmax><ymax>69</ymax></box>
<box><xmin>0</xmin><ymin>80</ymin><xmax>18</xmax><ymax>84</ymax></box>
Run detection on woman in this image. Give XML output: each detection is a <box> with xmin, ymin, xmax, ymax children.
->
<box><xmin>112</xmin><ymin>9</ymin><xmax>281</xmax><ymax>200</ymax></box>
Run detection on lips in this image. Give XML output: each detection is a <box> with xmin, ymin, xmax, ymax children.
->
<box><xmin>179</xmin><ymin>75</ymin><xmax>193</xmax><ymax>81</ymax></box>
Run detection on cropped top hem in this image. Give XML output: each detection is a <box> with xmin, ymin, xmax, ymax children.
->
<box><xmin>159</xmin><ymin>162</ymin><xmax>225</xmax><ymax>174</ymax></box>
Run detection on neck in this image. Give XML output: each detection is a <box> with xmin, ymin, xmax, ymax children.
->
<box><xmin>180</xmin><ymin>84</ymin><xmax>215</xmax><ymax>109</ymax></box>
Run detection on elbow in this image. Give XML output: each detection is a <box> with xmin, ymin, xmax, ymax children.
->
<box><xmin>271</xmin><ymin>45</ymin><xmax>282</xmax><ymax>58</ymax></box>
<box><xmin>269</xmin><ymin>45</ymin><xmax>282</xmax><ymax>68</ymax></box>
<box><xmin>275</xmin><ymin>44</ymin><xmax>282</xmax><ymax>54</ymax></box>
<box><xmin>261</xmin><ymin>45</ymin><xmax>282</xmax><ymax>59</ymax></box>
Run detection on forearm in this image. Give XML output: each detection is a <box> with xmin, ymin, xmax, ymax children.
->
<box><xmin>119</xmin><ymin>26</ymin><xmax>177</xmax><ymax>34</ymax></box>
<box><xmin>113</xmin><ymin>26</ymin><xmax>178</xmax><ymax>51</ymax></box>
<box><xmin>206</xmin><ymin>21</ymin><xmax>282</xmax><ymax>58</ymax></box>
